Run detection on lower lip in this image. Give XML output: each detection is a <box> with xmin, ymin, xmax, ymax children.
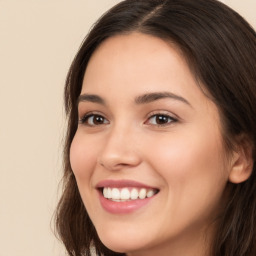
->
<box><xmin>98</xmin><ymin>191</ymin><xmax>156</xmax><ymax>214</ymax></box>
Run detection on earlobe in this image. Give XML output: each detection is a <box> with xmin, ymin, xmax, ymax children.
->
<box><xmin>228</xmin><ymin>138</ymin><xmax>254</xmax><ymax>184</ymax></box>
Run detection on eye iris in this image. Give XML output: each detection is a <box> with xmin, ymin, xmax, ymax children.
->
<box><xmin>156</xmin><ymin>115</ymin><xmax>169</xmax><ymax>124</ymax></box>
<box><xmin>94</xmin><ymin>115</ymin><xmax>104</xmax><ymax>124</ymax></box>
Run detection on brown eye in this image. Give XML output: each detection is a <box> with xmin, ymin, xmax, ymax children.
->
<box><xmin>147</xmin><ymin>114</ymin><xmax>177</xmax><ymax>126</ymax></box>
<box><xmin>80</xmin><ymin>114</ymin><xmax>109</xmax><ymax>126</ymax></box>
<box><xmin>91</xmin><ymin>115</ymin><xmax>105</xmax><ymax>125</ymax></box>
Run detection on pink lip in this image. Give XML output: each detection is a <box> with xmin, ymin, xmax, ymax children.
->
<box><xmin>96</xmin><ymin>179</ymin><xmax>158</xmax><ymax>214</ymax></box>
<box><xmin>96</xmin><ymin>179</ymin><xmax>156</xmax><ymax>189</ymax></box>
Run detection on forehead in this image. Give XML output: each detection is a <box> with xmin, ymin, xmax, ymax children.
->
<box><xmin>83</xmin><ymin>33</ymin><xmax>193</xmax><ymax>93</ymax></box>
<box><xmin>81</xmin><ymin>32</ymin><xmax>214</xmax><ymax>111</ymax></box>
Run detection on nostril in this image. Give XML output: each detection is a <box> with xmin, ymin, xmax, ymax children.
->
<box><xmin>97</xmin><ymin>143</ymin><xmax>141</xmax><ymax>171</ymax></box>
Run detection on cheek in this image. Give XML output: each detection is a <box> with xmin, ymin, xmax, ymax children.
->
<box><xmin>145</xmin><ymin>129</ymin><xmax>228</xmax><ymax>202</ymax></box>
<box><xmin>69</xmin><ymin>132</ymin><xmax>98</xmax><ymax>181</ymax></box>
<box><xmin>146</xmin><ymin>132</ymin><xmax>229</xmax><ymax>227</ymax></box>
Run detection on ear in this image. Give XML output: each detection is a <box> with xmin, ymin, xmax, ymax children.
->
<box><xmin>228</xmin><ymin>136</ymin><xmax>254</xmax><ymax>184</ymax></box>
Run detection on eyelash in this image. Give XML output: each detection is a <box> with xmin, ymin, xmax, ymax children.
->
<box><xmin>145</xmin><ymin>113</ymin><xmax>178</xmax><ymax>126</ymax></box>
<box><xmin>78</xmin><ymin>112</ymin><xmax>178</xmax><ymax>127</ymax></box>
<box><xmin>79</xmin><ymin>112</ymin><xmax>109</xmax><ymax>126</ymax></box>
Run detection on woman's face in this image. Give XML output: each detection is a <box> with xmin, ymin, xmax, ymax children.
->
<box><xmin>70</xmin><ymin>33</ymin><xmax>231</xmax><ymax>256</ymax></box>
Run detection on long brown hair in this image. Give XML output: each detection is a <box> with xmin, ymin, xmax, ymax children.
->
<box><xmin>55</xmin><ymin>0</ymin><xmax>256</xmax><ymax>255</ymax></box>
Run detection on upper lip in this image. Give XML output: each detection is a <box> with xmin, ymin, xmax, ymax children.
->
<box><xmin>96</xmin><ymin>179</ymin><xmax>158</xmax><ymax>190</ymax></box>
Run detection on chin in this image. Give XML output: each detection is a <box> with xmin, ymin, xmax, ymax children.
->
<box><xmin>100</xmin><ymin>237</ymin><xmax>134</xmax><ymax>254</ymax></box>
<box><xmin>97</xmin><ymin>228</ymin><xmax>149</xmax><ymax>254</ymax></box>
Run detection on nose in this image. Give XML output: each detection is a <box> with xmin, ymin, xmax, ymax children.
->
<box><xmin>97</xmin><ymin>127</ymin><xmax>142</xmax><ymax>171</ymax></box>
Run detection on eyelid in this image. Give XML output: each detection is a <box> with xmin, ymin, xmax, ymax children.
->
<box><xmin>145</xmin><ymin>110</ymin><xmax>178</xmax><ymax>119</ymax></box>
<box><xmin>78</xmin><ymin>111</ymin><xmax>109</xmax><ymax>126</ymax></box>
<box><xmin>144</xmin><ymin>110</ymin><xmax>178</xmax><ymax>126</ymax></box>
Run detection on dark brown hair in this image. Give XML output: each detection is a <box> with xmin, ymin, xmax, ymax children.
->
<box><xmin>55</xmin><ymin>0</ymin><xmax>256</xmax><ymax>255</ymax></box>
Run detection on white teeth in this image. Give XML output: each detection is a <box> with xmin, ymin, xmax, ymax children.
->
<box><xmin>102</xmin><ymin>187</ymin><xmax>157</xmax><ymax>201</ymax></box>
<box><xmin>147</xmin><ymin>190</ymin><xmax>154</xmax><ymax>198</ymax></box>
<box><xmin>103</xmin><ymin>187</ymin><xmax>112</xmax><ymax>199</ymax></box>
<box><xmin>120</xmin><ymin>188</ymin><xmax>130</xmax><ymax>200</ymax></box>
<box><xmin>112</xmin><ymin>188</ymin><xmax>120</xmax><ymax>200</ymax></box>
<box><xmin>107</xmin><ymin>188</ymin><xmax>111</xmax><ymax>198</ymax></box>
<box><xmin>103</xmin><ymin>188</ymin><xmax>108</xmax><ymax>198</ymax></box>
<box><xmin>130</xmin><ymin>188</ymin><xmax>139</xmax><ymax>200</ymax></box>
<box><xmin>139</xmin><ymin>188</ymin><xmax>146</xmax><ymax>199</ymax></box>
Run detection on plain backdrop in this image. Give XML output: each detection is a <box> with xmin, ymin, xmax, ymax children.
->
<box><xmin>0</xmin><ymin>1</ymin><xmax>255</xmax><ymax>256</ymax></box>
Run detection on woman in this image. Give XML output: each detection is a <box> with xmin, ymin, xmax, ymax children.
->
<box><xmin>55</xmin><ymin>0</ymin><xmax>256</xmax><ymax>255</ymax></box>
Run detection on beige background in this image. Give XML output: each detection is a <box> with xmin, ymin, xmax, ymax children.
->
<box><xmin>0</xmin><ymin>1</ymin><xmax>255</xmax><ymax>256</ymax></box>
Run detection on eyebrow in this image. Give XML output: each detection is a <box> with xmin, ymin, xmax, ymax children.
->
<box><xmin>77</xmin><ymin>91</ymin><xmax>191</xmax><ymax>107</ymax></box>
<box><xmin>135</xmin><ymin>92</ymin><xmax>191</xmax><ymax>106</ymax></box>
<box><xmin>77</xmin><ymin>94</ymin><xmax>105</xmax><ymax>105</ymax></box>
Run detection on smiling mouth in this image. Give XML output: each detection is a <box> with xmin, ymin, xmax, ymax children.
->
<box><xmin>100</xmin><ymin>187</ymin><xmax>159</xmax><ymax>202</ymax></box>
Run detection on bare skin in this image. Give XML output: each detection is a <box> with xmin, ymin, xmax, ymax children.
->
<box><xmin>70</xmin><ymin>33</ymin><xmax>251</xmax><ymax>256</ymax></box>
